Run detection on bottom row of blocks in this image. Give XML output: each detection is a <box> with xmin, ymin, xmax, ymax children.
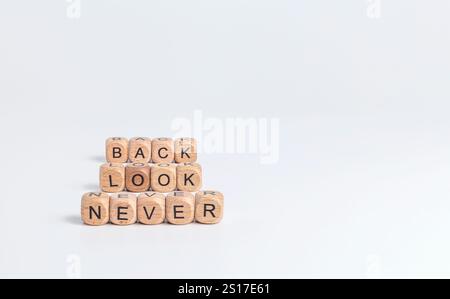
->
<box><xmin>81</xmin><ymin>191</ymin><xmax>224</xmax><ymax>226</ymax></box>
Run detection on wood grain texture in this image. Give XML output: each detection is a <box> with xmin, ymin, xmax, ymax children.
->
<box><xmin>125</xmin><ymin>163</ymin><xmax>151</xmax><ymax>192</ymax></box>
<box><xmin>81</xmin><ymin>192</ymin><xmax>110</xmax><ymax>226</ymax></box>
<box><xmin>195</xmin><ymin>191</ymin><xmax>224</xmax><ymax>224</ymax></box>
<box><xmin>106</xmin><ymin>137</ymin><xmax>129</xmax><ymax>163</ymax></box>
<box><xmin>151</xmin><ymin>138</ymin><xmax>174</xmax><ymax>163</ymax></box>
<box><xmin>110</xmin><ymin>193</ymin><xmax>137</xmax><ymax>226</ymax></box>
<box><xmin>166</xmin><ymin>191</ymin><xmax>195</xmax><ymax>225</ymax></box>
<box><xmin>174</xmin><ymin>138</ymin><xmax>198</xmax><ymax>163</ymax></box>
<box><xmin>137</xmin><ymin>192</ymin><xmax>166</xmax><ymax>225</ymax></box>
<box><xmin>176</xmin><ymin>163</ymin><xmax>202</xmax><ymax>192</ymax></box>
<box><xmin>100</xmin><ymin>163</ymin><xmax>126</xmax><ymax>193</ymax></box>
<box><xmin>129</xmin><ymin>137</ymin><xmax>152</xmax><ymax>163</ymax></box>
<box><xmin>150</xmin><ymin>163</ymin><xmax>177</xmax><ymax>193</ymax></box>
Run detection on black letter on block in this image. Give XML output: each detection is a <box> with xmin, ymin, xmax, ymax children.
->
<box><xmin>174</xmin><ymin>205</ymin><xmax>184</xmax><ymax>219</ymax></box>
<box><xmin>143</xmin><ymin>206</ymin><xmax>156</xmax><ymax>220</ymax></box>
<box><xmin>118</xmin><ymin>207</ymin><xmax>128</xmax><ymax>221</ymax></box>
<box><xmin>135</xmin><ymin>148</ymin><xmax>145</xmax><ymax>159</ymax></box>
<box><xmin>89</xmin><ymin>206</ymin><xmax>101</xmax><ymax>219</ymax></box>
<box><xmin>109</xmin><ymin>175</ymin><xmax>119</xmax><ymax>187</ymax></box>
<box><xmin>184</xmin><ymin>174</ymin><xmax>195</xmax><ymax>186</ymax></box>
<box><xmin>181</xmin><ymin>147</ymin><xmax>191</xmax><ymax>159</ymax></box>
<box><xmin>132</xmin><ymin>174</ymin><xmax>145</xmax><ymax>187</ymax></box>
<box><xmin>113</xmin><ymin>147</ymin><xmax>122</xmax><ymax>158</ymax></box>
<box><xmin>158</xmin><ymin>147</ymin><xmax>169</xmax><ymax>159</ymax></box>
<box><xmin>158</xmin><ymin>174</ymin><xmax>170</xmax><ymax>186</ymax></box>
<box><xmin>204</xmin><ymin>204</ymin><xmax>216</xmax><ymax>218</ymax></box>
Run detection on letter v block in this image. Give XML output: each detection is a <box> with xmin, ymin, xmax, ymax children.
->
<box><xmin>137</xmin><ymin>192</ymin><xmax>166</xmax><ymax>225</ymax></box>
<box><xmin>81</xmin><ymin>192</ymin><xmax>110</xmax><ymax>226</ymax></box>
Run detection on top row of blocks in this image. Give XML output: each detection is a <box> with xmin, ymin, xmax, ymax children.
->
<box><xmin>106</xmin><ymin>137</ymin><xmax>197</xmax><ymax>164</ymax></box>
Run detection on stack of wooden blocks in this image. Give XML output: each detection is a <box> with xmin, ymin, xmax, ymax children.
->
<box><xmin>81</xmin><ymin>137</ymin><xmax>224</xmax><ymax>226</ymax></box>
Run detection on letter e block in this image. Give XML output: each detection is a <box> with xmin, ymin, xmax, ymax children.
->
<box><xmin>195</xmin><ymin>191</ymin><xmax>224</xmax><ymax>224</ymax></box>
<box><xmin>81</xmin><ymin>192</ymin><xmax>110</xmax><ymax>226</ymax></box>
<box><xmin>110</xmin><ymin>193</ymin><xmax>137</xmax><ymax>225</ymax></box>
<box><xmin>100</xmin><ymin>163</ymin><xmax>125</xmax><ymax>193</ymax></box>
<box><xmin>175</xmin><ymin>138</ymin><xmax>198</xmax><ymax>163</ymax></box>
<box><xmin>106</xmin><ymin>137</ymin><xmax>129</xmax><ymax>163</ymax></box>
<box><xmin>129</xmin><ymin>137</ymin><xmax>152</xmax><ymax>163</ymax></box>
<box><xmin>126</xmin><ymin>163</ymin><xmax>150</xmax><ymax>192</ymax></box>
<box><xmin>151</xmin><ymin>163</ymin><xmax>176</xmax><ymax>193</ymax></box>
<box><xmin>152</xmin><ymin>138</ymin><xmax>174</xmax><ymax>163</ymax></box>
<box><xmin>177</xmin><ymin>163</ymin><xmax>202</xmax><ymax>192</ymax></box>
<box><xmin>166</xmin><ymin>192</ymin><xmax>195</xmax><ymax>225</ymax></box>
<box><xmin>137</xmin><ymin>192</ymin><xmax>166</xmax><ymax>225</ymax></box>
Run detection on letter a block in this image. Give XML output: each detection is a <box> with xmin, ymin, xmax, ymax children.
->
<box><xmin>137</xmin><ymin>192</ymin><xmax>166</xmax><ymax>225</ymax></box>
<box><xmin>152</xmin><ymin>138</ymin><xmax>174</xmax><ymax>163</ymax></box>
<box><xmin>110</xmin><ymin>193</ymin><xmax>137</xmax><ymax>226</ymax></box>
<box><xmin>126</xmin><ymin>163</ymin><xmax>151</xmax><ymax>192</ymax></box>
<box><xmin>100</xmin><ymin>163</ymin><xmax>125</xmax><ymax>193</ymax></box>
<box><xmin>129</xmin><ymin>137</ymin><xmax>152</xmax><ymax>163</ymax></box>
<box><xmin>195</xmin><ymin>191</ymin><xmax>224</xmax><ymax>224</ymax></box>
<box><xmin>166</xmin><ymin>192</ymin><xmax>195</xmax><ymax>225</ymax></box>
<box><xmin>151</xmin><ymin>163</ymin><xmax>176</xmax><ymax>193</ymax></box>
<box><xmin>81</xmin><ymin>192</ymin><xmax>110</xmax><ymax>226</ymax></box>
<box><xmin>177</xmin><ymin>163</ymin><xmax>202</xmax><ymax>192</ymax></box>
<box><xmin>175</xmin><ymin>138</ymin><xmax>198</xmax><ymax>163</ymax></box>
<box><xmin>106</xmin><ymin>137</ymin><xmax>129</xmax><ymax>163</ymax></box>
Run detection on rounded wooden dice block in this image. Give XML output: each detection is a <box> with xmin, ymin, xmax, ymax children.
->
<box><xmin>166</xmin><ymin>192</ymin><xmax>195</xmax><ymax>225</ymax></box>
<box><xmin>150</xmin><ymin>163</ymin><xmax>177</xmax><ymax>193</ymax></box>
<box><xmin>174</xmin><ymin>138</ymin><xmax>198</xmax><ymax>163</ymax></box>
<box><xmin>81</xmin><ymin>192</ymin><xmax>110</xmax><ymax>226</ymax></box>
<box><xmin>106</xmin><ymin>137</ymin><xmax>129</xmax><ymax>163</ymax></box>
<box><xmin>100</xmin><ymin>163</ymin><xmax>125</xmax><ymax>193</ymax></box>
<box><xmin>152</xmin><ymin>138</ymin><xmax>174</xmax><ymax>163</ymax></box>
<box><xmin>195</xmin><ymin>191</ymin><xmax>224</xmax><ymax>224</ymax></box>
<box><xmin>129</xmin><ymin>137</ymin><xmax>152</xmax><ymax>163</ymax></box>
<box><xmin>110</xmin><ymin>193</ymin><xmax>137</xmax><ymax>226</ymax></box>
<box><xmin>126</xmin><ymin>163</ymin><xmax>151</xmax><ymax>192</ymax></box>
<box><xmin>176</xmin><ymin>163</ymin><xmax>202</xmax><ymax>192</ymax></box>
<box><xmin>137</xmin><ymin>192</ymin><xmax>166</xmax><ymax>225</ymax></box>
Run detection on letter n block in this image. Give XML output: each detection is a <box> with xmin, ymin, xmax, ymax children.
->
<box><xmin>166</xmin><ymin>192</ymin><xmax>195</xmax><ymax>225</ymax></box>
<box><xmin>177</xmin><ymin>163</ymin><xmax>202</xmax><ymax>192</ymax></box>
<box><xmin>175</xmin><ymin>138</ymin><xmax>197</xmax><ymax>163</ymax></box>
<box><xmin>100</xmin><ymin>163</ymin><xmax>125</xmax><ymax>193</ymax></box>
<box><xmin>137</xmin><ymin>192</ymin><xmax>166</xmax><ymax>225</ymax></box>
<box><xmin>195</xmin><ymin>191</ymin><xmax>224</xmax><ymax>224</ymax></box>
<box><xmin>152</xmin><ymin>138</ymin><xmax>174</xmax><ymax>163</ymax></box>
<box><xmin>106</xmin><ymin>137</ymin><xmax>129</xmax><ymax>163</ymax></box>
<box><xmin>81</xmin><ymin>192</ymin><xmax>110</xmax><ymax>226</ymax></box>
<box><xmin>110</xmin><ymin>193</ymin><xmax>137</xmax><ymax>226</ymax></box>
<box><xmin>129</xmin><ymin>137</ymin><xmax>152</xmax><ymax>163</ymax></box>
<box><xmin>151</xmin><ymin>163</ymin><xmax>176</xmax><ymax>193</ymax></box>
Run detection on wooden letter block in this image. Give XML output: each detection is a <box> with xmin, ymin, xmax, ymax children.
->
<box><xmin>81</xmin><ymin>192</ymin><xmax>110</xmax><ymax>226</ymax></box>
<box><xmin>126</xmin><ymin>163</ymin><xmax>151</xmax><ymax>192</ymax></box>
<box><xmin>100</xmin><ymin>163</ymin><xmax>125</xmax><ymax>193</ymax></box>
<box><xmin>110</xmin><ymin>193</ymin><xmax>137</xmax><ymax>225</ymax></box>
<box><xmin>195</xmin><ymin>191</ymin><xmax>224</xmax><ymax>224</ymax></box>
<box><xmin>137</xmin><ymin>192</ymin><xmax>166</xmax><ymax>225</ymax></box>
<box><xmin>166</xmin><ymin>192</ymin><xmax>195</xmax><ymax>225</ymax></box>
<box><xmin>152</xmin><ymin>138</ymin><xmax>174</xmax><ymax>163</ymax></box>
<box><xmin>106</xmin><ymin>137</ymin><xmax>129</xmax><ymax>163</ymax></box>
<box><xmin>177</xmin><ymin>163</ymin><xmax>202</xmax><ymax>192</ymax></box>
<box><xmin>150</xmin><ymin>163</ymin><xmax>176</xmax><ymax>193</ymax></box>
<box><xmin>175</xmin><ymin>138</ymin><xmax>198</xmax><ymax>163</ymax></box>
<box><xmin>129</xmin><ymin>137</ymin><xmax>152</xmax><ymax>163</ymax></box>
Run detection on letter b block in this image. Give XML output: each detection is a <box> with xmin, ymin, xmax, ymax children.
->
<box><xmin>100</xmin><ymin>163</ymin><xmax>125</xmax><ymax>193</ymax></box>
<box><xmin>81</xmin><ymin>192</ymin><xmax>110</xmax><ymax>226</ymax></box>
<box><xmin>177</xmin><ymin>163</ymin><xmax>202</xmax><ymax>192</ymax></box>
<box><xmin>195</xmin><ymin>191</ymin><xmax>224</xmax><ymax>224</ymax></box>
<box><xmin>166</xmin><ymin>192</ymin><xmax>195</xmax><ymax>225</ymax></box>
<box><xmin>152</xmin><ymin>138</ymin><xmax>174</xmax><ymax>163</ymax></box>
<box><xmin>106</xmin><ymin>137</ymin><xmax>129</xmax><ymax>163</ymax></box>
<box><xmin>126</xmin><ymin>163</ymin><xmax>150</xmax><ymax>192</ymax></box>
<box><xmin>110</xmin><ymin>193</ymin><xmax>137</xmax><ymax>225</ymax></box>
<box><xmin>151</xmin><ymin>163</ymin><xmax>176</xmax><ymax>193</ymax></box>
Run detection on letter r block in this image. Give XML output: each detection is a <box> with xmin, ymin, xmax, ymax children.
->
<box><xmin>166</xmin><ymin>192</ymin><xmax>195</xmax><ymax>225</ymax></box>
<box><xmin>195</xmin><ymin>191</ymin><xmax>224</xmax><ymax>224</ymax></box>
<box><xmin>81</xmin><ymin>192</ymin><xmax>110</xmax><ymax>226</ymax></box>
<box><xmin>106</xmin><ymin>137</ymin><xmax>129</xmax><ymax>163</ymax></box>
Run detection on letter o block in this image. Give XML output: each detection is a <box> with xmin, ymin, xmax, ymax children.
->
<box><xmin>137</xmin><ymin>192</ymin><xmax>166</xmax><ymax>225</ymax></box>
<box><xmin>126</xmin><ymin>163</ymin><xmax>150</xmax><ymax>192</ymax></box>
<box><xmin>175</xmin><ymin>138</ymin><xmax>197</xmax><ymax>163</ymax></box>
<box><xmin>151</xmin><ymin>163</ymin><xmax>176</xmax><ymax>193</ymax></box>
<box><xmin>176</xmin><ymin>163</ymin><xmax>202</xmax><ymax>192</ymax></box>
<box><xmin>166</xmin><ymin>192</ymin><xmax>195</xmax><ymax>225</ymax></box>
<box><xmin>81</xmin><ymin>192</ymin><xmax>110</xmax><ymax>226</ymax></box>
<box><xmin>195</xmin><ymin>191</ymin><xmax>224</xmax><ymax>224</ymax></box>
<box><xmin>129</xmin><ymin>137</ymin><xmax>152</xmax><ymax>163</ymax></box>
<box><xmin>151</xmin><ymin>138</ymin><xmax>174</xmax><ymax>163</ymax></box>
<box><xmin>106</xmin><ymin>137</ymin><xmax>129</xmax><ymax>163</ymax></box>
<box><xmin>100</xmin><ymin>163</ymin><xmax>125</xmax><ymax>193</ymax></box>
<box><xmin>110</xmin><ymin>193</ymin><xmax>137</xmax><ymax>226</ymax></box>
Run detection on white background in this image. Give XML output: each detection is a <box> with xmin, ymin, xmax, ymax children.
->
<box><xmin>1</xmin><ymin>1</ymin><xmax>450</xmax><ymax>278</ymax></box>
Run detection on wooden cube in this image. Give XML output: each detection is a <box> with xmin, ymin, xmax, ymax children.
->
<box><xmin>100</xmin><ymin>163</ymin><xmax>125</xmax><ymax>193</ymax></box>
<box><xmin>152</xmin><ymin>138</ymin><xmax>174</xmax><ymax>163</ymax></box>
<box><xmin>195</xmin><ymin>191</ymin><xmax>224</xmax><ymax>224</ymax></box>
<box><xmin>125</xmin><ymin>163</ymin><xmax>151</xmax><ymax>192</ymax></box>
<box><xmin>166</xmin><ymin>192</ymin><xmax>195</xmax><ymax>225</ymax></box>
<box><xmin>81</xmin><ymin>192</ymin><xmax>110</xmax><ymax>226</ymax></box>
<box><xmin>175</xmin><ymin>138</ymin><xmax>198</xmax><ymax>163</ymax></box>
<box><xmin>137</xmin><ymin>192</ymin><xmax>166</xmax><ymax>225</ymax></box>
<box><xmin>177</xmin><ymin>163</ymin><xmax>202</xmax><ymax>192</ymax></box>
<box><xmin>110</xmin><ymin>193</ymin><xmax>137</xmax><ymax>225</ymax></box>
<box><xmin>129</xmin><ymin>137</ymin><xmax>152</xmax><ymax>163</ymax></box>
<box><xmin>150</xmin><ymin>163</ymin><xmax>176</xmax><ymax>193</ymax></box>
<box><xmin>106</xmin><ymin>137</ymin><xmax>129</xmax><ymax>163</ymax></box>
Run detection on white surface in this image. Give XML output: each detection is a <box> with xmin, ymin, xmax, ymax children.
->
<box><xmin>1</xmin><ymin>1</ymin><xmax>450</xmax><ymax>278</ymax></box>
